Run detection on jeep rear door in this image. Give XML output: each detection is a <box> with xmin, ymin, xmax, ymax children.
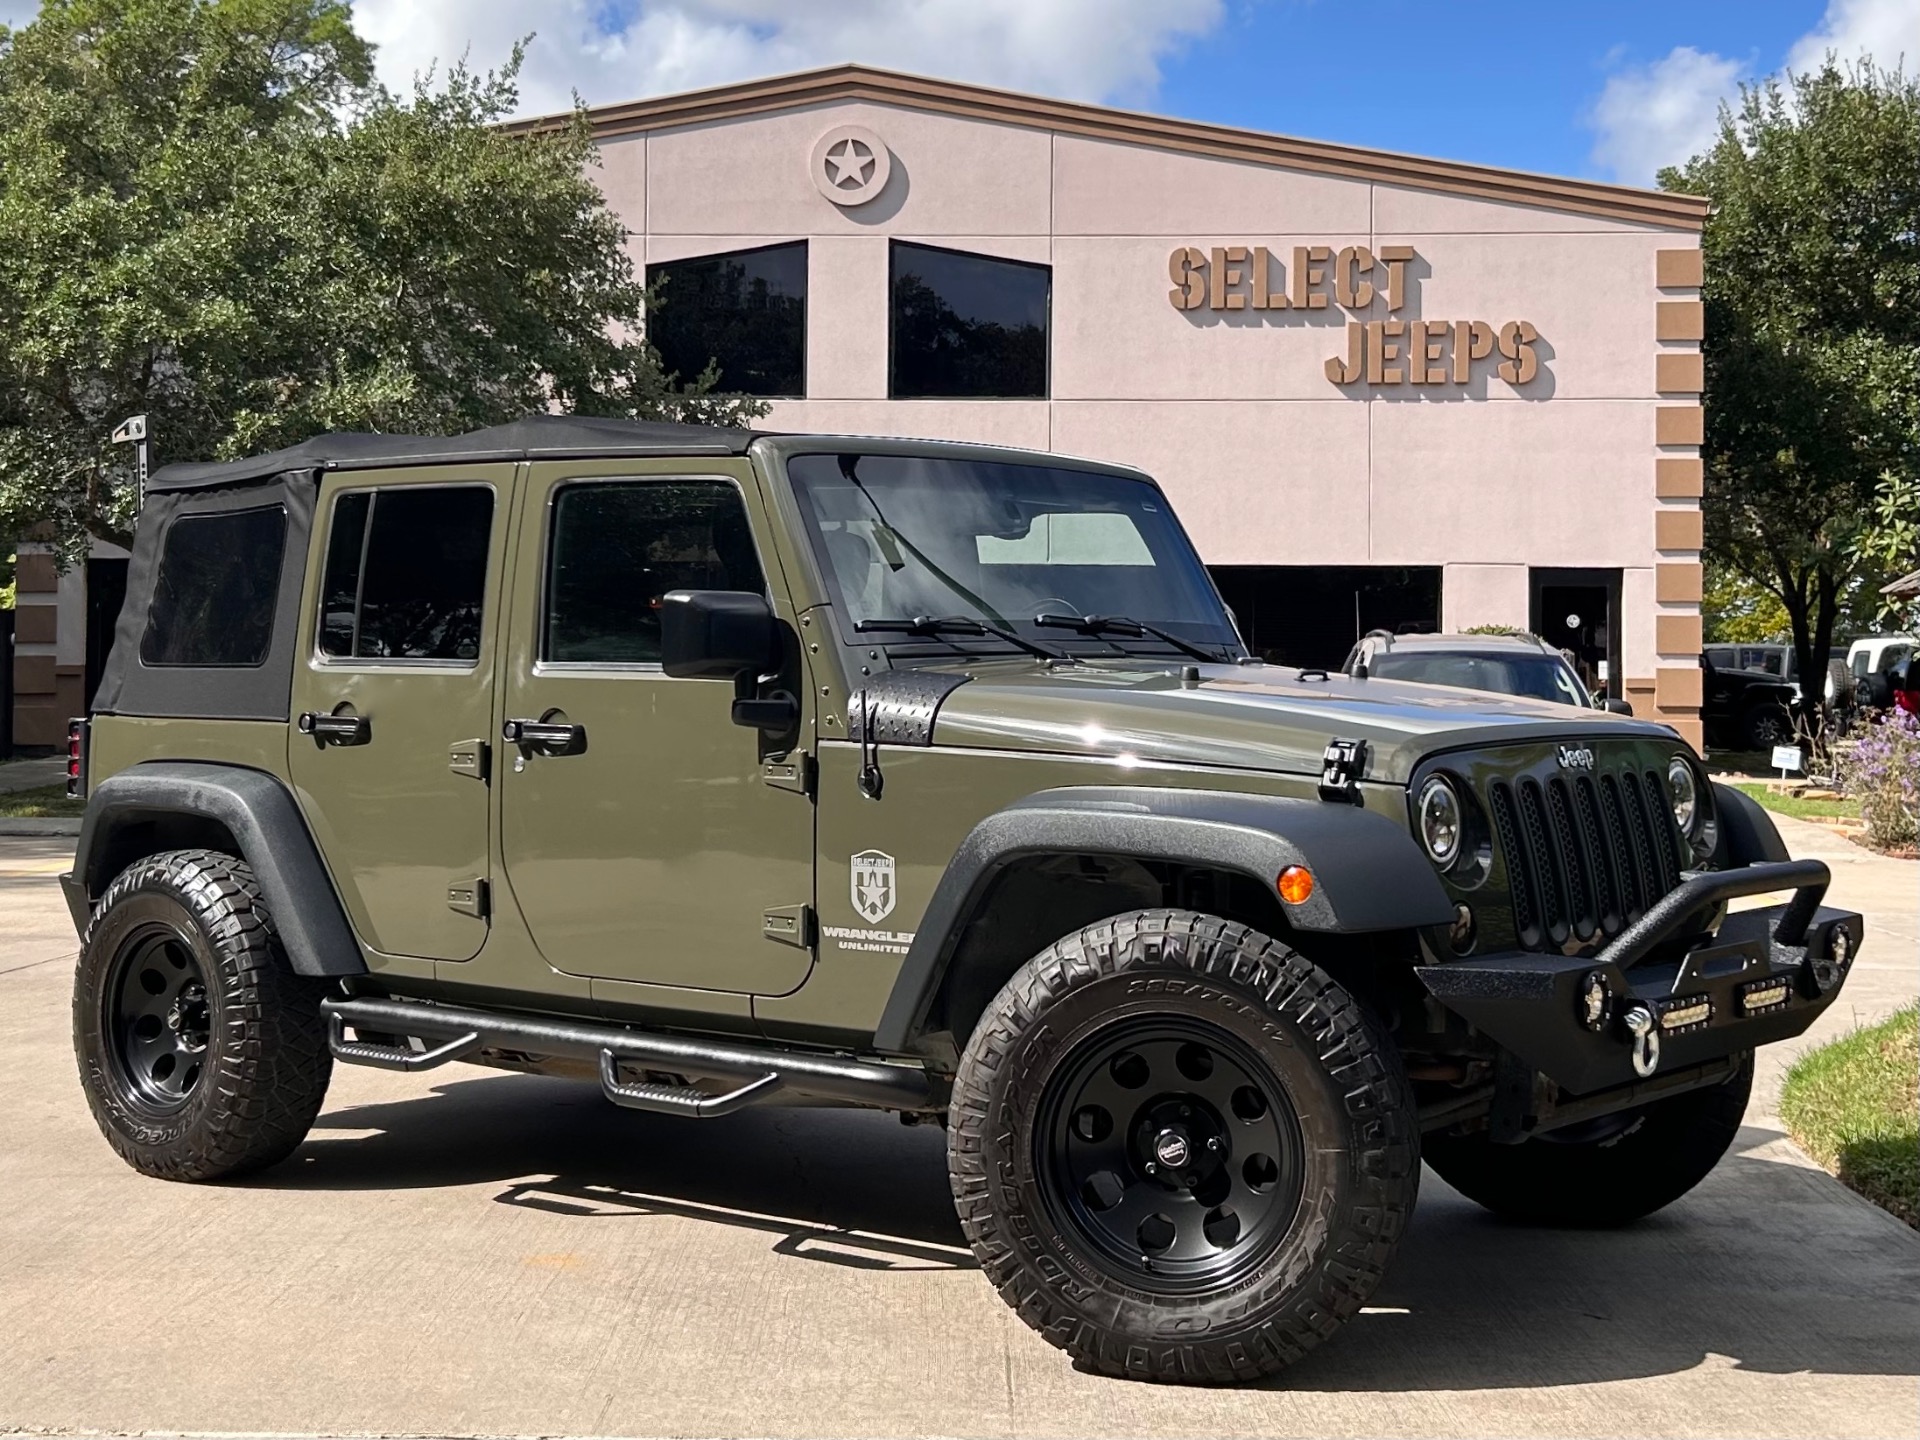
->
<box><xmin>496</xmin><ymin>458</ymin><xmax>815</xmax><ymax>996</ymax></box>
<box><xmin>288</xmin><ymin>466</ymin><xmax>513</xmax><ymax>963</ymax></box>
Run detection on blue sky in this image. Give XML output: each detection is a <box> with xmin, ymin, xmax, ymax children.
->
<box><xmin>1153</xmin><ymin>1</ymin><xmax>1833</xmax><ymax>181</ymax></box>
<box><xmin>3</xmin><ymin>0</ymin><xmax>1913</xmax><ymax>186</ymax></box>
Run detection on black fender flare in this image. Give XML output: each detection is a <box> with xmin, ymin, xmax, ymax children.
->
<box><xmin>872</xmin><ymin>785</ymin><xmax>1455</xmax><ymax>1050</ymax></box>
<box><xmin>67</xmin><ymin>762</ymin><xmax>366</xmax><ymax>977</ymax></box>
<box><xmin>1710</xmin><ymin>780</ymin><xmax>1791</xmax><ymax>867</ymax></box>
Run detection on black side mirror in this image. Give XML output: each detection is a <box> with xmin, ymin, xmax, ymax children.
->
<box><xmin>1602</xmin><ymin>698</ymin><xmax>1635</xmax><ymax>716</ymax></box>
<box><xmin>660</xmin><ymin>590</ymin><xmax>777</xmax><ymax>679</ymax></box>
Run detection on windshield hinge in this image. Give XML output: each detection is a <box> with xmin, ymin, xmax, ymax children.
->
<box><xmin>1318</xmin><ymin>738</ymin><xmax>1368</xmax><ymax>804</ymax></box>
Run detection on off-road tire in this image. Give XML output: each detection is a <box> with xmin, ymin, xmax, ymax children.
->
<box><xmin>73</xmin><ymin>849</ymin><xmax>333</xmax><ymax>1181</ymax></box>
<box><xmin>1423</xmin><ymin>1057</ymin><xmax>1752</xmax><ymax>1226</ymax></box>
<box><xmin>948</xmin><ymin>908</ymin><xmax>1419</xmax><ymax>1384</ymax></box>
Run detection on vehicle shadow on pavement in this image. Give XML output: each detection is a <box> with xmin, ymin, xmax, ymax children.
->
<box><xmin>274</xmin><ymin>1077</ymin><xmax>1920</xmax><ymax>1392</ymax></box>
<box><xmin>270</xmin><ymin>1070</ymin><xmax>971</xmax><ymax>1254</ymax></box>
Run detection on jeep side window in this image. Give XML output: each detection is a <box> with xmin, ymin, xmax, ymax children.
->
<box><xmin>317</xmin><ymin>486</ymin><xmax>493</xmax><ymax>662</ymax></box>
<box><xmin>140</xmin><ymin>504</ymin><xmax>287</xmax><ymax>667</ymax></box>
<box><xmin>543</xmin><ymin>480</ymin><xmax>766</xmax><ymax>665</ymax></box>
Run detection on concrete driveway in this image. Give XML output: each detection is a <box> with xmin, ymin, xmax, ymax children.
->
<box><xmin>1</xmin><ymin>819</ymin><xmax>1914</xmax><ymax>1440</ymax></box>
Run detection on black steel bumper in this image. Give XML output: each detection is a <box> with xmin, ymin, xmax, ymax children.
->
<box><xmin>1416</xmin><ymin>859</ymin><xmax>1862</xmax><ymax>1096</ymax></box>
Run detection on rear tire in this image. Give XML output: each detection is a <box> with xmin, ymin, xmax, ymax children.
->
<box><xmin>73</xmin><ymin>849</ymin><xmax>333</xmax><ymax>1181</ymax></box>
<box><xmin>1423</xmin><ymin>1058</ymin><xmax>1752</xmax><ymax>1226</ymax></box>
<box><xmin>1740</xmin><ymin>704</ymin><xmax>1793</xmax><ymax>751</ymax></box>
<box><xmin>948</xmin><ymin>909</ymin><xmax>1419</xmax><ymax>1383</ymax></box>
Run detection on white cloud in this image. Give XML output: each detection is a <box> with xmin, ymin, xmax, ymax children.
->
<box><xmin>349</xmin><ymin>0</ymin><xmax>1229</xmax><ymax>119</ymax></box>
<box><xmin>1586</xmin><ymin>46</ymin><xmax>1744</xmax><ymax>186</ymax></box>
<box><xmin>1787</xmin><ymin>0</ymin><xmax>1920</xmax><ymax>73</ymax></box>
<box><xmin>1586</xmin><ymin>0</ymin><xmax>1920</xmax><ymax>184</ymax></box>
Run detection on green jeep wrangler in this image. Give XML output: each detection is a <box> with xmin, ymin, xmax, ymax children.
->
<box><xmin>64</xmin><ymin>416</ymin><xmax>1861</xmax><ymax>1383</ymax></box>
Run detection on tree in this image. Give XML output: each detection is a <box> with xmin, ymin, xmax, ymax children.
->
<box><xmin>0</xmin><ymin>0</ymin><xmax>759</xmax><ymax>558</ymax></box>
<box><xmin>1661</xmin><ymin>62</ymin><xmax>1920</xmax><ymax>708</ymax></box>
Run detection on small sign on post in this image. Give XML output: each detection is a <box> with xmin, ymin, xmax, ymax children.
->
<box><xmin>111</xmin><ymin>414</ymin><xmax>150</xmax><ymax>510</ymax></box>
<box><xmin>1771</xmin><ymin>743</ymin><xmax>1803</xmax><ymax>778</ymax></box>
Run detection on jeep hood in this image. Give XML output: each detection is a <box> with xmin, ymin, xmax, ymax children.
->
<box><xmin>926</xmin><ymin>660</ymin><xmax>1680</xmax><ymax>786</ymax></box>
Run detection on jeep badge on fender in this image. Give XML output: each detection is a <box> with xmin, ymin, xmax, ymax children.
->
<box><xmin>62</xmin><ymin>414</ymin><xmax>1862</xmax><ymax>1385</ymax></box>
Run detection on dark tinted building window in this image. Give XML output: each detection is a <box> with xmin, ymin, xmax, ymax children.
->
<box><xmin>647</xmin><ymin>242</ymin><xmax>807</xmax><ymax>397</ymax></box>
<box><xmin>318</xmin><ymin>487</ymin><xmax>493</xmax><ymax>662</ymax></box>
<box><xmin>890</xmin><ymin>242</ymin><xmax>1049</xmax><ymax>398</ymax></box>
<box><xmin>544</xmin><ymin>481</ymin><xmax>765</xmax><ymax>665</ymax></box>
<box><xmin>140</xmin><ymin>506</ymin><xmax>287</xmax><ymax>667</ymax></box>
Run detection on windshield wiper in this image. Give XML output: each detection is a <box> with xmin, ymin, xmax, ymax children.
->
<box><xmin>1034</xmin><ymin>612</ymin><xmax>1230</xmax><ymax>664</ymax></box>
<box><xmin>856</xmin><ymin>615</ymin><xmax>1068</xmax><ymax>661</ymax></box>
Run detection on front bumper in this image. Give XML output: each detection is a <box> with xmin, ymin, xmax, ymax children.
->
<box><xmin>1416</xmin><ymin>859</ymin><xmax>1861</xmax><ymax>1096</ymax></box>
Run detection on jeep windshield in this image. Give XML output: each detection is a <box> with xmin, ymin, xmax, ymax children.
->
<box><xmin>785</xmin><ymin>452</ymin><xmax>1243</xmax><ymax>661</ymax></box>
<box><xmin>1368</xmin><ymin>650</ymin><xmax>1591</xmax><ymax>706</ymax></box>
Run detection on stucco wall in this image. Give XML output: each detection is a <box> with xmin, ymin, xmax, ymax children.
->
<box><xmin>592</xmin><ymin>101</ymin><xmax>1702</xmax><ymax>746</ymax></box>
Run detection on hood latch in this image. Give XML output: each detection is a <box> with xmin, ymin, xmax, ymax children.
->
<box><xmin>1318</xmin><ymin>737</ymin><xmax>1368</xmax><ymax>803</ymax></box>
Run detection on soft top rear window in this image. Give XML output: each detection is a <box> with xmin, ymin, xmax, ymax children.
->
<box><xmin>139</xmin><ymin>505</ymin><xmax>288</xmax><ymax>668</ymax></box>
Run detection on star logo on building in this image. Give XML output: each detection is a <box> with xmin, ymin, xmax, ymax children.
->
<box><xmin>824</xmin><ymin>137</ymin><xmax>875</xmax><ymax>190</ymax></box>
<box><xmin>810</xmin><ymin>125</ymin><xmax>892</xmax><ymax>207</ymax></box>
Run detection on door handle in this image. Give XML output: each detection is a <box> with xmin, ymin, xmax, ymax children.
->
<box><xmin>297</xmin><ymin>711</ymin><xmax>371</xmax><ymax>746</ymax></box>
<box><xmin>502</xmin><ymin>718</ymin><xmax>587</xmax><ymax>756</ymax></box>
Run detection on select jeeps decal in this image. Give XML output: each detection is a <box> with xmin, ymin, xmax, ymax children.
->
<box><xmin>826</xmin><ymin>850</ymin><xmax>916</xmax><ymax>957</ymax></box>
<box><xmin>850</xmin><ymin>849</ymin><xmax>897</xmax><ymax>923</ymax></box>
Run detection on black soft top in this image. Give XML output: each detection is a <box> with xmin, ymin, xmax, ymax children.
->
<box><xmin>147</xmin><ymin>414</ymin><xmax>763</xmax><ymax>493</ymax></box>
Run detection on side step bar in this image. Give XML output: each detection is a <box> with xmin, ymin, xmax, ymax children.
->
<box><xmin>321</xmin><ymin>995</ymin><xmax>933</xmax><ymax>1118</ymax></box>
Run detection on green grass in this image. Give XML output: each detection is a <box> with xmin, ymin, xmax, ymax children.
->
<box><xmin>1726</xmin><ymin>781</ymin><xmax>1862</xmax><ymax>823</ymax></box>
<box><xmin>1780</xmin><ymin>1005</ymin><xmax>1919</xmax><ymax>1228</ymax></box>
<box><xmin>0</xmin><ymin>784</ymin><xmax>84</xmax><ymax>818</ymax></box>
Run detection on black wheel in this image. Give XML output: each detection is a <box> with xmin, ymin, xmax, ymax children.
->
<box><xmin>73</xmin><ymin>849</ymin><xmax>333</xmax><ymax>1181</ymax></box>
<box><xmin>1423</xmin><ymin>1057</ymin><xmax>1752</xmax><ymax>1226</ymax></box>
<box><xmin>1741</xmin><ymin>705</ymin><xmax>1793</xmax><ymax>751</ymax></box>
<box><xmin>949</xmin><ymin>909</ymin><xmax>1419</xmax><ymax>1384</ymax></box>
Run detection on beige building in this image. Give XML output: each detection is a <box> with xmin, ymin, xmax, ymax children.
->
<box><xmin>8</xmin><ymin>65</ymin><xmax>1709</xmax><ymax>751</ymax></box>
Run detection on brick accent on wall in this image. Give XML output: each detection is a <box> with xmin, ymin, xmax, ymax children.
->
<box><xmin>1655</xmin><ymin>352</ymin><xmax>1704</xmax><ymax>394</ymax></box>
<box><xmin>1655</xmin><ymin>249</ymin><xmax>1705</xmax><ymax>287</ymax></box>
<box><xmin>1656</xmin><ymin>613</ymin><xmax>1704</xmax><ymax>655</ymax></box>
<box><xmin>1655</xmin><ymin>563</ymin><xmax>1704</xmax><ymax>603</ymax></box>
<box><xmin>1655</xmin><ymin>508</ymin><xmax>1704</xmax><ymax>551</ymax></box>
<box><xmin>1655</xmin><ymin>300</ymin><xmax>1705</xmax><ymax>341</ymax></box>
<box><xmin>14</xmin><ymin>551</ymin><xmax>57</xmax><ymax>593</ymax></box>
<box><xmin>1655</xmin><ymin>405</ymin><xmax>1705</xmax><ymax>446</ymax></box>
<box><xmin>1655</xmin><ymin>457</ymin><xmax>1704</xmax><ymax>498</ymax></box>
<box><xmin>13</xmin><ymin>653</ymin><xmax>57</xmax><ymax>694</ymax></box>
<box><xmin>13</xmin><ymin>603</ymin><xmax>57</xmax><ymax>644</ymax></box>
<box><xmin>1656</xmin><ymin>666</ymin><xmax>1705</xmax><ymax>710</ymax></box>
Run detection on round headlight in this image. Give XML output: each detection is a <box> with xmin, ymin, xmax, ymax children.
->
<box><xmin>1667</xmin><ymin>757</ymin><xmax>1698</xmax><ymax>833</ymax></box>
<box><xmin>1417</xmin><ymin>776</ymin><xmax>1462</xmax><ymax>866</ymax></box>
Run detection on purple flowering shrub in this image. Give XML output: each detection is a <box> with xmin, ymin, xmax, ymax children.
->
<box><xmin>1835</xmin><ymin>711</ymin><xmax>1920</xmax><ymax>851</ymax></box>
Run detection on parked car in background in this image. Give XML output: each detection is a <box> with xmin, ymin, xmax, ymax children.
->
<box><xmin>1700</xmin><ymin>652</ymin><xmax>1798</xmax><ymax>751</ymax></box>
<box><xmin>1704</xmin><ymin>642</ymin><xmax>1845</xmax><ymax>706</ymax></box>
<box><xmin>1342</xmin><ymin>630</ymin><xmax>1634</xmax><ymax>714</ymax></box>
<box><xmin>1832</xmin><ymin>635</ymin><xmax>1917</xmax><ymax>715</ymax></box>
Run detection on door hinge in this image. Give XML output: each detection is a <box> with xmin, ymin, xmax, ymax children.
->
<box><xmin>447</xmin><ymin>878</ymin><xmax>490</xmax><ymax>919</ymax></box>
<box><xmin>762</xmin><ymin>753</ymin><xmax>815</xmax><ymax>796</ymax></box>
<box><xmin>448</xmin><ymin>738</ymin><xmax>490</xmax><ymax>782</ymax></box>
<box><xmin>762</xmin><ymin>904</ymin><xmax>814</xmax><ymax>948</ymax></box>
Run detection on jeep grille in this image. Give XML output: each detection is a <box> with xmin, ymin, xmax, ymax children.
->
<box><xmin>1485</xmin><ymin>764</ymin><xmax>1685</xmax><ymax>952</ymax></box>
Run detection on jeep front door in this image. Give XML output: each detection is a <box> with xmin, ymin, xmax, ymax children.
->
<box><xmin>288</xmin><ymin>468</ymin><xmax>511</xmax><ymax>962</ymax></box>
<box><xmin>497</xmin><ymin>461</ymin><xmax>814</xmax><ymax>995</ymax></box>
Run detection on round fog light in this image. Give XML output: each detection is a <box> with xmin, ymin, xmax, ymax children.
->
<box><xmin>1448</xmin><ymin>903</ymin><xmax>1475</xmax><ymax>954</ymax></box>
<box><xmin>1831</xmin><ymin>927</ymin><xmax>1852</xmax><ymax>967</ymax></box>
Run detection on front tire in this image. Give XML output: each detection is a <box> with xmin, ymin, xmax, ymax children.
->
<box><xmin>1423</xmin><ymin>1058</ymin><xmax>1752</xmax><ymax>1226</ymax></box>
<box><xmin>73</xmin><ymin>849</ymin><xmax>333</xmax><ymax>1181</ymax></box>
<box><xmin>948</xmin><ymin>909</ymin><xmax>1419</xmax><ymax>1384</ymax></box>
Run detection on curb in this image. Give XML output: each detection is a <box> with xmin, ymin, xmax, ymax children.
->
<box><xmin>0</xmin><ymin>818</ymin><xmax>82</xmax><ymax>836</ymax></box>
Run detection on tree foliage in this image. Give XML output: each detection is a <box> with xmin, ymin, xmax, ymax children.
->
<box><xmin>0</xmin><ymin>0</ymin><xmax>759</xmax><ymax>557</ymax></box>
<box><xmin>1661</xmin><ymin>61</ymin><xmax>1920</xmax><ymax>703</ymax></box>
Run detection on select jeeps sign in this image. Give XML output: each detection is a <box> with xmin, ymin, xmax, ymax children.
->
<box><xmin>1166</xmin><ymin>244</ymin><xmax>1540</xmax><ymax>390</ymax></box>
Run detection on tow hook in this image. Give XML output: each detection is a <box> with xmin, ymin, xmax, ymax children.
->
<box><xmin>1622</xmin><ymin>1004</ymin><xmax>1661</xmax><ymax>1078</ymax></box>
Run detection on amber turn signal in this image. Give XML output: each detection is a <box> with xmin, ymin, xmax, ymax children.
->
<box><xmin>1276</xmin><ymin>866</ymin><xmax>1315</xmax><ymax>905</ymax></box>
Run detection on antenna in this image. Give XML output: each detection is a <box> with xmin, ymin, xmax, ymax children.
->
<box><xmin>111</xmin><ymin>414</ymin><xmax>150</xmax><ymax>510</ymax></box>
